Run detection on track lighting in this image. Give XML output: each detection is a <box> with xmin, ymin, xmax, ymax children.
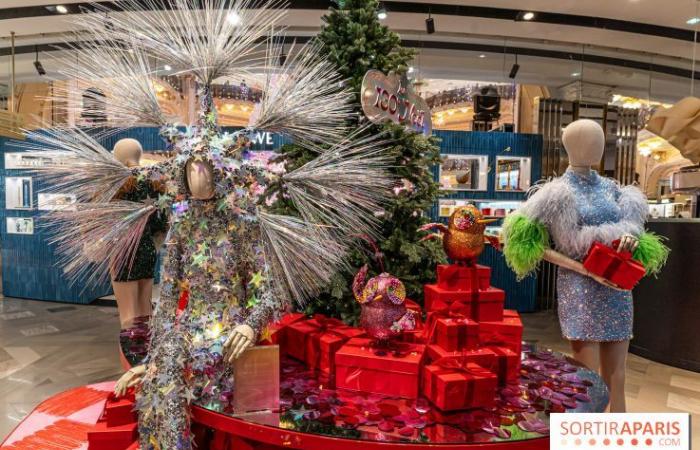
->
<box><xmin>34</xmin><ymin>47</ymin><xmax>46</xmax><ymax>76</ymax></box>
<box><xmin>377</xmin><ymin>4</ymin><xmax>387</xmax><ymax>20</ymax></box>
<box><xmin>516</xmin><ymin>11</ymin><xmax>535</xmax><ymax>21</ymax></box>
<box><xmin>426</xmin><ymin>14</ymin><xmax>435</xmax><ymax>34</ymax></box>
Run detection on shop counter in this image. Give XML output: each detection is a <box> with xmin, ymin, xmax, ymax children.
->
<box><xmin>631</xmin><ymin>219</ymin><xmax>700</xmax><ymax>372</ymax></box>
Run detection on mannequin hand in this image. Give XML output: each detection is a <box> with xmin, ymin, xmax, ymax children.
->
<box><xmin>223</xmin><ymin>324</ymin><xmax>255</xmax><ymax>364</ymax></box>
<box><xmin>586</xmin><ymin>271</ymin><xmax>627</xmax><ymax>291</ymax></box>
<box><xmin>114</xmin><ymin>364</ymin><xmax>146</xmax><ymax>397</ymax></box>
<box><xmin>617</xmin><ymin>234</ymin><xmax>639</xmax><ymax>253</ymax></box>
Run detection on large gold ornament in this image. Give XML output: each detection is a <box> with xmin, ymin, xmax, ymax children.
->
<box><xmin>420</xmin><ymin>204</ymin><xmax>497</xmax><ymax>265</ymax></box>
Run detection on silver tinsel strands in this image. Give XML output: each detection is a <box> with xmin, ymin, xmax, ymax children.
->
<box><xmin>19</xmin><ymin>127</ymin><xmax>132</xmax><ymax>203</ymax></box>
<box><xmin>85</xmin><ymin>0</ymin><xmax>288</xmax><ymax>85</ymax></box>
<box><xmin>48</xmin><ymin>36</ymin><xmax>174</xmax><ymax>128</ymax></box>
<box><xmin>44</xmin><ymin>201</ymin><xmax>157</xmax><ymax>289</ymax></box>
<box><xmin>259</xmin><ymin>212</ymin><xmax>348</xmax><ymax>305</ymax></box>
<box><xmin>282</xmin><ymin>129</ymin><xmax>395</xmax><ymax>237</ymax></box>
<box><xmin>251</xmin><ymin>40</ymin><xmax>354</xmax><ymax>145</ymax></box>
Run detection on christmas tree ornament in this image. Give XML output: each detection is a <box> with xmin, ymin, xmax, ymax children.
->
<box><xmin>420</xmin><ymin>204</ymin><xmax>498</xmax><ymax>265</ymax></box>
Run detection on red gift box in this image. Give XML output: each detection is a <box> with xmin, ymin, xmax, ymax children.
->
<box><xmin>428</xmin><ymin>316</ymin><xmax>479</xmax><ymax>352</ymax></box>
<box><xmin>335</xmin><ymin>338</ymin><xmax>425</xmax><ymax>398</ymax></box>
<box><xmin>285</xmin><ymin>315</ymin><xmax>364</xmax><ymax>374</ymax></box>
<box><xmin>424</xmin><ymin>284</ymin><xmax>505</xmax><ymax>322</ymax></box>
<box><xmin>485</xmin><ymin>345</ymin><xmax>520</xmax><ymax>383</ymax></box>
<box><xmin>259</xmin><ymin>312</ymin><xmax>306</xmax><ymax>347</ymax></box>
<box><xmin>104</xmin><ymin>395</ymin><xmax>137</xmax><ymax>428</ymax></box>
<box><xmin>583</xmin><ymin>241</ymin><xmax>646</xmax><ymax>290</ymax></box>
<box><xmin>422</xmin><ymin>359</ymin><xmax>497</xmax><ymax>411</ymax></box>
<box><xmin>478</xmin><ymin>310</ymin><xmax>523</xmax><ymax>355</ymax></box>
<box><xmin>436</xmin><ymin>264</ymin><xmax>491</xmax><ymax>291</ymax></box>
<box><xmin>426</xmin><ymin>344</ymin><xmax>497</xmax><ymax>370</ymax></box>
<box><xmin>87</xmin><ymin>421</ymin><xmax>137</xmax><ymax>450</ymax></box>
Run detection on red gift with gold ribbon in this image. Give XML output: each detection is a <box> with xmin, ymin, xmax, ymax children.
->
<box><xmin>335</xmin><ymin>337</ymin><xmax>425</xmax><ymax>398</ymax></box>
<box><xmin>285</xmin><ymin>315</ymin><xmax>365</xmax><ymax>375</ymax></box>
<box><xmin>582</xmin><ymin>240</ymin><xmax>646</xmax><ymax>290</ymax></box>
<box><xmin>422</xmin><ymin>357</ymin><xmax>497</xmax><ymax>411</ymax></box>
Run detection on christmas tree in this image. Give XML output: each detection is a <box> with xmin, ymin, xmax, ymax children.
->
<box><xmin>274</xmin><ymin>0</ymin><xmax>445</xmax><ymax>323</ymax></box>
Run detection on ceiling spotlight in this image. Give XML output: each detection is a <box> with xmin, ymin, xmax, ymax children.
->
<box><xmin>426</xmin><ymin>14</ymin><xmax>435</xmax><ymax>34</ymax></box>
<box><xmin>377</xmin><ymin>5</ymin><xmax>387</xmax><ymax>20</ymax></box>
<box><xmin>56</xmin><ymin>5</ymin><xmax>69</xmax><ymax>14</ymax></box>
<box><xmin>227</xmin><ymin>11</ymin><xmax>241</xmax><ymax>25</ymax></box>
<box><xmin>408</xmin><ymin>66</ymin><xmax>414</xmax><ymax>73</ymax></box>
<box><xmin>688</xmin><ymin>17</ymin><xmax>700</xmax><ymax>25</ymax></box>
<box><xmin>571</xmin><ymin>72</ymin><xmax>581</xmax><ymax>77</ymax></box>
<box><xmin>522</xmin><ymin>11</ymin><xmax>535</xmax><ymax>20</ymax></box>
<box><xmin>34</xmin><ymin>47</ymin><xmax>46</xmax><ymax>76</ymax></box>
<box><xmin>163</xmin><ymin>64</ymin><xmax>172</xmax><ymax>71</ymax></box>
<box><xmin>479</xmin><ymin>54</ymin><xmax>486</xmax><ymax>58</ymax></box>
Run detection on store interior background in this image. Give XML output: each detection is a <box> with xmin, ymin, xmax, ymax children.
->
<box><xmin>1</xmin><ymin>0</ymin><xmax>700</xmax><ymax>444</ymax></box>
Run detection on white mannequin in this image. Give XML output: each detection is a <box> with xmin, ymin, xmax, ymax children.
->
<box><xmin>542</xmin><ymin>119</ymin><xmax>638</xmax><ymax>412</ymax></box>
<box><xmin>112</xmin><ymin>139</ymin><xmax>154</xmax><ymax>328</ymax></box>
<box><xmin>114</xmin><ymin>155</ymin><xmax>255</xmax><ymax>396</ymax></box>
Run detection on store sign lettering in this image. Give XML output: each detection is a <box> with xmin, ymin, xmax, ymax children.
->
<box><xmin>360</xmin><ymin>70</ymin><xmax>432</xmax><ymax>136</ymax></box>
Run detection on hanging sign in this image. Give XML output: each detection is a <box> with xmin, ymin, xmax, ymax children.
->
<box><xmin>360</xmin><ymin>70</ymin><xmax>432</xmax><ymax>136</ymax></box>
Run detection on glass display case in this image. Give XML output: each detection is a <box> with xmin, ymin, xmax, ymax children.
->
<box><xmin>6</xmin><ymin>217</ymin><xmax>34</xmax><ymax>235</ymax></box>
<box><xmin>495</xmin><ymin>156</ymin><xmax>532</xmax><ymax>192</ymax></box>
<box><xmin>5</xmin><ymin>176</ymin><xmax>33</xmax><ymax>209</ymax></box>
<box><xmin>439</xmin><ymin>154</ymin><xmax>488</xmax><ymax>191</ymax></box>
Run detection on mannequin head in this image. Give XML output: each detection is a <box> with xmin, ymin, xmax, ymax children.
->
<box><xmin>562</xmin><ymin>119</ymin><xmax>605</xmax><ymax>168</ymax></box>
<box><xmin>113</xmin><ymin>138</ymin><xmax>143</xmax><ymax>167</ymax></box>
<box><xmin>185</xmin><ymin>158</ymin><xmax>216</xmax><ymax>200</ymax></box>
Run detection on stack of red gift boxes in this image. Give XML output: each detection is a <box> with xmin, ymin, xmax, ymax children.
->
<box><xmin>87</xmin><ymin>392</ymin><xmax>139</xmax><ymax>450</ymax></box>
<box><xmin>275</xmin><ymin>262</ymin><xmax>523</xmax><ymax>414</ymax></box>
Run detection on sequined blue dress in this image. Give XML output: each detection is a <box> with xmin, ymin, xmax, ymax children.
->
<box><xmin>516</xmin><ymin>168</ymin><xmax>648</xmax><ymax>342</ymax></box>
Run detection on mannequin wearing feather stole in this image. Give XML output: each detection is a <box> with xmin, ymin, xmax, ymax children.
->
<box><xmin>20</xmin><ymin>1</ymin><xmax>394</xmax><ymax>448</ymax></box>
<box><xmin>502</xmin><ymin>119</ymin><xmax>669</xmax><ymax>412</ymax></box>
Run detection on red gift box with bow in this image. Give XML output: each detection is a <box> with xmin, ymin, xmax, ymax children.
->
<box><xmin>478</xmin><ymin>309</ymin><xmax>523</xmax><ymax>355</ymax></box>
<box><xmin>285</xmin><ymin>315</ymin><xmax>365</xmax><ymax>375</ymax></box>
<box><xmin>103</xmin><ymin>393</ymin><xmax>137</xmax><ymax>428</ymax></box>
<box><xmin>259</xmin><ymin>312</ymin><xmax>306</xmax><ymax>348</ymax></box>
<box><xmin>425</xmin><ymin>313</ymin><xmax>479</xmax><ymax>352</ymax></box>
<box><xmin>436</xmin><ymin>264</ymin><xmax>491</xmax><ymax>291</ymax></box>
<box><xmin>424</xmin><ymin>284</ymin><xmax>505</xmax><ymax>322</ymax></box>
<box><xmin>422</xmin><ymin>358</ymin><xmax>497</xmax><ymax>411</ymax></box>
<box><xmin>484</xmin><ymin>345</ymin><xmax>520</xmax><ymax>383</ymax></box>
<box><xmin>426</xmin><ymin>344</ymin><xmax>497</xmax><ymax>369</ymax></box>
<box><xmin>87</xmin><ymin>421</ymin><xmax>137</xmax><ymax>450</ymax></box>
<box><xmin>582</xmin><ymin>240</ymin><xmax>646</xmax><ymax>290</ymax></box>
<box><xmin>335</xmin><ymin>338</ymin><xmax>425</xmax><ymax>398</ymax></box>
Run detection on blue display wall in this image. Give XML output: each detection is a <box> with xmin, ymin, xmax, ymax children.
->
<box><xmin>429</xmin><ymin>131</ymin><xmax>543</xmax><ymax>312</ymax></box>
<box><xmin>1</xmin><ymin>128</ymin><xmax>542</xmax><ymax>310</ymax></box>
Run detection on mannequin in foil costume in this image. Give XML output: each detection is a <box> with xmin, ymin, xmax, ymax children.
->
<box><xmin>21</xmin><ymin>1</ymin><xmax>395</xmax><ymax>448</ymax></box>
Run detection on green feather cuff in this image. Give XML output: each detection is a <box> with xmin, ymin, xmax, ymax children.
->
<box><xmin>502</xmin><ymin>213</ymin><xmax>550</xmax><ymax>280</ymax></box>
<box><xmin>633</xmin><ymin>231</ymin><xmax>670</xmax><ymax>276</ymax></box>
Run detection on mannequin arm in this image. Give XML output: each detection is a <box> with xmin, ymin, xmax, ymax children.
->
<box><xmin>543</xmin><ymin>248</ymin><xmax>624</xmax><ymax>290</ymax></box>
<box><xmin>223</xmin><ymin>241</ymin><xmax>281</xmax><ymax>364</ymax></box>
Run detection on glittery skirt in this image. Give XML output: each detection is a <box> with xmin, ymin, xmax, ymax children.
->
<box><xmin>556</xmin><ymin>268</ymin><xmax>633</xmax><ymax>342</ymax></box>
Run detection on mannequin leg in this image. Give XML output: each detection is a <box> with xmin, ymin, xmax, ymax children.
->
<box><xmin>569</xmin><ymin>340</ymin><xmax>600</xmax><ymax>372</ymax></box>
<box><xmin>112</xmin><ymin>280</ymin><xmax>140</xmax><ymax>328</ymax></box>
<box><xmin>136</xmin><ymin>278</ymin><xmax>154</xmax><ymax>318</ymax></box>
<box><xmin>600</xmin><ymin>340</ymin><xmax>629</xmax><ymax>412</ymax></box>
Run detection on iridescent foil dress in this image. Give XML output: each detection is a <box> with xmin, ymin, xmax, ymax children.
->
<box><xmin>503</xmin><ymin>168</ymin><xmax>650</xmax><ymax>342</ymax></box>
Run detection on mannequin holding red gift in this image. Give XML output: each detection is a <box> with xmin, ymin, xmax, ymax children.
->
<box><xmin>502</xmin><ymin>119</ymin><xmax>669</xmax><ymax>413</ymax></box>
